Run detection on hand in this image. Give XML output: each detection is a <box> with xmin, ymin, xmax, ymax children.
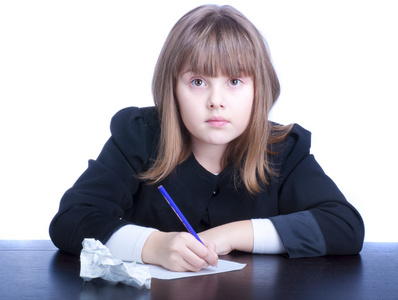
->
<box><xmin>198</xmin><ymin>227</ymin><xmax>234</xmax><ymax>255</ymax></box>
<box><xmin>198</xmin><ymin>220</ymin><xmax>254</xmax><ymax>255</ymax></box>
<box><xmin>141</xmin><ymin>231</ymin><xmax>218</xmax><ymax>272</ymax></box>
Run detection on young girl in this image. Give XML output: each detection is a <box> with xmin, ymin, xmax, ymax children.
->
<box><xmin>50</xmin><ymin>5</ymin><xmax>364</xmax><ymax>272</ymax></box>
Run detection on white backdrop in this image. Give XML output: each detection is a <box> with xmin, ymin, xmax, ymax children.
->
<box><xmin>1</xmin><ymin>0</ymin><xmax>397</xmax><ymax>242</ymax></box>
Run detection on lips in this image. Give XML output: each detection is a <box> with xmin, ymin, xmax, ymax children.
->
<box><xmin>206</xmin><ymin>116</ymin><xmax>229</xmax><ymax>127</ymax></box>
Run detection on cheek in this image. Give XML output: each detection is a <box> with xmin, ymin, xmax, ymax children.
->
<box><xmin>176</xmin><ymin>100</ymin><xmax>197</xmax><ymax>132</ymax></box>
<box><xmin>242</xmin><ymin>93</ymin><xmax>254</xmax><ymax>116</ymax></box>
<box><xmin>239</xmin><ymin>95</ymin><xmax>254</xmax><ymax>131</ymax></box>
<box><xmin>178</xmin><ymin>108</ymin><xmax>192</xmax><ymax>128</ymax></box>
<box><xmin>177</xmin><ymin>100</ymin><xmax>196</xmax><ymax>122</ymax></box>
<box><xmin>176</xmin><ymin>85</ymin><xmax>193</xmax><ymax>111</ymax></box>
<box><xmin>176</xmin><ymin>86</ymin><xmax>202</xmax><ymax>124</ymax></box>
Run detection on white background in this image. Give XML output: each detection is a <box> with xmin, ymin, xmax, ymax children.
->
<box><xmin>1</xmin><ymin>0</ymin><xmax>397</xmax><ymax>242</ymax></box>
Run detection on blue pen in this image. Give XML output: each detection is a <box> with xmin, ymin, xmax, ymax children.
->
<box><xmin>158</xmin><ymin>185</ymin><xmax>204</xmax><ymax>245</ymax></box>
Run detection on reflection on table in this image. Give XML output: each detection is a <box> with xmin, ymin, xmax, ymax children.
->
<box><xmin>0</xmin><ymin>241</ymin><xmax>396</xmax><ymax>299</ymax></box>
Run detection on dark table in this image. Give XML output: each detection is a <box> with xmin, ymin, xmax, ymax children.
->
<box><xmin>0</xmin><ymin>241</ymin><xmax>396</xmax><ymax>300</ymax></box>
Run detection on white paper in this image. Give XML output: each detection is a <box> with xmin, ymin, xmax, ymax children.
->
<box><xmin>145</xmin><ymin>259</ymin><xmax>246</xmax><ymax>280</ymax></box>
<box><xmin>80</xmin><ymin>238</ymin><xmax>151</xmax><ymax>288</ymax></box>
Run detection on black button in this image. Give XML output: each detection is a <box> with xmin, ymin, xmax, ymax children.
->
<box><xmin>212</xmin><ymin>185</ymin><xmax>220</xmax><ymax>196</ymax></box>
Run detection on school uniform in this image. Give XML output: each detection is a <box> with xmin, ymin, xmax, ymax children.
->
<box><xmin>49</xmin><ymin>106</ymin><xmax>364</xmax><ymax>258</ymax></box>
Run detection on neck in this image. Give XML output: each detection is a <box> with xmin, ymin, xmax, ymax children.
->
<box><xmin>191</xmin><ymin>143</ymin><xmax>227</xmax><ymax>174</ymax></box>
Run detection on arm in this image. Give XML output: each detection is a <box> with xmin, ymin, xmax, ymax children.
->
<box><xmin>49</xmin><ymin>107</ymin><xmax>157</xmax><ymax>255</ymax></box>
<box><xmin>198</xmin><ymin>220</ymin><xmax>253</xmax><ymax>255</ymax></box>
<box><xmin>198</xmin><ymin>219</ymin><xmax>286</xmax><ymax>255</ymax></box>
<box><xmin>105</xmin><ymin>224</ymin><xmax>158</xmax><ymax>263</ymax></box>
<box><xmin>268</xmin><ymin>124</ymin><xmax>364</xmax><ymax>257</ymax></box>
<box><xmin>270</xmin><ymin>154</ymin><xmax>365</xmax><ymax>257</ymax></box>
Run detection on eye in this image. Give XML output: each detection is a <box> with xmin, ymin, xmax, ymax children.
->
<box><xmin>229</xmin><ymin>78</ymin><xmax>241</xmax><ymax>86</ymax></box>
<box><xmin>191</xmin><ymin>78</ymin><xmax>205</xmax><ymax>87</ymax></box>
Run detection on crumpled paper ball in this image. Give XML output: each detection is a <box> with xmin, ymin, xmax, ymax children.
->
<box><xmin>80</xmin><ymin>238</ymin><xmax>151</xmax><ymax>289</ymax></box>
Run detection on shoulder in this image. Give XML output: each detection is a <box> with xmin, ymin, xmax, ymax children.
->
<box><xmin>110</xmin><ymin>106</ymin><xmax>160</xmax><ymax>138</ymax></box>
<box><xmin>285</xmin><ymin>123</ymin><xmax>312</xmax><ymax>155</ymax></box>
<box><xmin>109</xmin><ymin>106</ymin><xmax>160</xmax><ymax>156</ymax></box>
<box><xmin>270</xmin><ymin>123</ymin><xmax>313</xmax><ymax>178</ymax></box>
<box><xmin>271</xmin><ymin>122</ymin><xmax>311</xmax><ymax>156</ymax></box>
<box><xmin>111</xmin><ymin>106</ymin><xmax>159</xmax><ymax>133</ymax></box>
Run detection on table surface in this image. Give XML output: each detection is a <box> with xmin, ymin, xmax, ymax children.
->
<box><xmin>0</xmin><ymin>241</ymin><xmax>397</xmax><ymax>300</ymax></box>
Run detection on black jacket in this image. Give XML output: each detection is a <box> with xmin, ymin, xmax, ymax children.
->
<box><xmin>49</xmin><ymin>106</ymin><xmax>364</xmax><ymax>258</ymax></box>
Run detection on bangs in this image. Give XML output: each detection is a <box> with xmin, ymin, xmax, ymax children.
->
<box><xmin>176</xmin><ymin>15</ymin><xmax>257</xmax><ymax>78</ymax></box>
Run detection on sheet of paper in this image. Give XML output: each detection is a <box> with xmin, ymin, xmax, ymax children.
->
<box><xmin>144</xmin><ymin>259</ymin><xmax>246</xmax><ymax>280</ymax></box>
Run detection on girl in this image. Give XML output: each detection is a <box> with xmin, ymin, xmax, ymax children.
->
<box><xmin>50</xmin><ymin>5</ymin><xmax>364</xmax><ymax>272</ymax></box>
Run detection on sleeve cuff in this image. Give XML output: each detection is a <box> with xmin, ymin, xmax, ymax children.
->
<box><xmin>251</xmin><ymin>218</ymin><xmax>286</xmax><ymax>254</ymax></box>
<box><xmin>105</xmin><ymin>224</ymin><xmax>158</xmax><ymax>263</ymax></box>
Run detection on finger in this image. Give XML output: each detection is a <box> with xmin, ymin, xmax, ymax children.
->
<box><xmin>202</xmin><ymin>240</ymin><xmax>218</xmax><ymax>266</ymax></box>
<box><xmin>186</xmin><ymin>237</ymin><xmax>218</xmax><ymax>268</ymax></box>
<box><xmin>160</xmin><ymin>247</ymin><xmax>204</xmax><ymax>272</ymax></box>
<box><xmin>182</xmin><ymin>246</ymin><xmax>210</xmax><ymax>271</ymax></box>
<box><xmin>168</xmin><ymin>255</ymin><xmax>205</xmax><ymax>272</ymax></box>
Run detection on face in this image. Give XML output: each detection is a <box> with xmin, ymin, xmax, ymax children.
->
<box><xmin>175</xmin><ymin>71</ymin><xmax>254</xmax><ymax>154</ymax></box>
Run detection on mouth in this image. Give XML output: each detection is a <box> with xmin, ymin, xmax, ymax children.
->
<box><xmin>206</xmin><ymin>117</ymin><xmax>229</xmax><ymax>127</ymax></box>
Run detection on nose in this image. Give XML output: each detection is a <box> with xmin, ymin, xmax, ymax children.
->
<box><xmin>207</xmin><ymin>86</ymin><xmax>225</xmax><ymax>109</ymax></box>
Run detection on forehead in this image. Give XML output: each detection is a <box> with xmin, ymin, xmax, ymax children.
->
<box><xmin>179</xmin><ymin>45</ymin><xmax>255</xmax><ymax>79</ymax></box>
<box><xmin>176</xmin><ymin>17</ymin><xmax>257</xmax><ymax>78</ymax></box>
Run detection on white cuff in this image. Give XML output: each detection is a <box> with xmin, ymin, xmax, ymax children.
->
<box><xmin>251</xmin><ymin>219</ymin><xmax>286</xmax><ymax>254</ymax></box>
<box><xmin>105</xmin><ymin>224</ymin><xmax>158</xmax><ymax>263</ymax></box>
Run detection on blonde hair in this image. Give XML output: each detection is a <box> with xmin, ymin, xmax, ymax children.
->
<box><xmin>141</xmin><ymin>5</ymin><xmax>292</xmax><ymax>193</ymax></box>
